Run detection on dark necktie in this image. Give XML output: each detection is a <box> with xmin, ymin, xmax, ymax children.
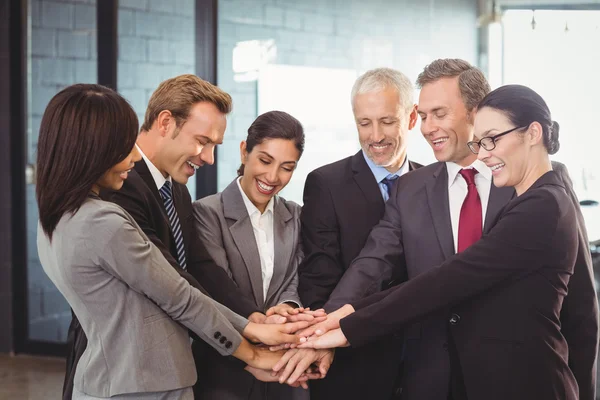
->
<box><xmin>381</xmin><ymin>174</ymin><xmax>399</xmax><ymax>200</ymax></box>
<box><xmin>159</xmin><ymin>181</ymin><xmax>187</xmax><ymax>269</ymax></box>
<box><xmin>457</xmin><ymin>168</ymin><xmax>482</xmax><ymax>253</ymax></box>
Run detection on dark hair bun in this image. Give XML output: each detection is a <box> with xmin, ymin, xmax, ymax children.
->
<box><xmin>545</xmin><ymin>121</ymin><xmax>560</xmax><ymax>155</ymax></box>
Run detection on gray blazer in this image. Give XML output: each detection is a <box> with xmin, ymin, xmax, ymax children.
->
<box><xmin>37</xmin><ymin>195</ymin><xmax>249</xmax><ymax>398</ymax></box>
<box><xmin>193</xmin><ymin>179</ymin><xmax>303</xmax><ymax>312</ymax></box>
<box><xmin>192</xmin><ymin>179</ymin><xmax>306</xmax><ymax>400</ymax></box>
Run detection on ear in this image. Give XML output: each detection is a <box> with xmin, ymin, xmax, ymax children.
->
<box><xmin>466</xmin><ymin>107</ymin><xmax>476</xmax><ymax>126</ymax></box>
<box><xmin>527</xmin><ymin>122</ymin><xmax>543</xmax><ymax>146</ymax></box>
<box><xmin>239</xmin><ymin>141</ymin><xmax>248</xmax><ymax>164</ymax></box>
<box><xmin>156</xmin><ymin>110</ymin><xmax>174</xmax><ymax>138</ymax></box>
<box><xmin>408</xmin><ymin>104</ymin><xmax>418</xmax><ymax>130</ymax></box>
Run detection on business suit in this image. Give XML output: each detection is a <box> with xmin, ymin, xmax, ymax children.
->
<box><xmin>63</xmin><ymin>160</ymin><xmax>260</xmax><ymax>400</ymax></box>
<box><xmin>192</xmin><ymin>178</ymin><xmax>306</xmax><ymax>399</ymax></box>
<box><xmin>39</xmin><ymin>195</ymin><xmax>248</xmax><ymax>398</ymax></box>
<box><xmin>328</xmin><ymin>161</ymin><xmax>598</xmax><ymax>399</ymax></box>
<box><xmin>298</xmin><ymin>150</ymin><xmax>422</xmax><ymax>400</ymax></box>
<box><xmin>340</xmin><ymin>171</ymin><xmax>579</xmax><ymax>400</ymax></box>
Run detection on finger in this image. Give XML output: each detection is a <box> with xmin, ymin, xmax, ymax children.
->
<box><xmin>295</xmin><ymin>321</ymin><xmax>325</xmax><ymax>338</ymax></box>
<box><xmin>285</xmin><ymin>313</ymin><xmax>315</xmax><ymax>323</ymax></box>
<box><xmin>281</xmin><ymin>320</ymin><xmax>310</xmax><ymax>333</ymax></box>
<box><xmin>268</xmin><ymin>343</ymin><xmax>288</xmax><ymax>351</ymax></box>
<box><xmin>287</xmin><ymin>356</ymin><xmax>315</xmax><ymax>385</ymax></box>
<box><xmin>279</xmin><ymin>351</ymin><xmax>312</xmax><ymax>384</ymax></box>
<box><xmin>264</xmin><ymin>315</ymin><xmax>286</xmax><ymax>325</ymax></box>
<box><xmin>273</xmin><ymin>348</ymin><xmax>298</xmax><ymax>372</ymax></box>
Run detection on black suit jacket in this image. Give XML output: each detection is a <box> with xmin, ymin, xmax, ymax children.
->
<box><xmin>298</xmin><ymin>151</ymin><xmax>422</xmax><ymax>400</ymax></box>
<box><xmin>341</xmin><ymin>171</ymin><xmax>581</xmax><ymax>400</ymax></box>
<box><xmin>328</xmin><ymin>161</ymin><xmax>598</xmax><ymax>400</ymax></box>
<box><xmin>62</xmin><ymin>159</ymin><xmax>259</xmax><ymax>399</ymax></box>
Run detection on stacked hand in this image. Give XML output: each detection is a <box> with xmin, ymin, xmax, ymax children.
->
<box><xmin>242</xmin><ymin>304</ymin><xmax>356</xmax><ymax>388</ymax></box>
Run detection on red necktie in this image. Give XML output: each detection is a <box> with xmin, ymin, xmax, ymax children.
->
<box><xmin>457</xmin><ymin>168</ymin><xmax>482</xmax><ymax>253</ymax></box>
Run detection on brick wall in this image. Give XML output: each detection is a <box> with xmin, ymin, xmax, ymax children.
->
<box><xmin>216</xmin><ymin>0</ymin><xmax>480</xmax><ymax>203</ymax></box>
<box><xmin>117</xmin><ymin>0</ymin><xmax>197</xmax><ymax>196</ymax></box>
<box><xmin>28</xmin><ymin>0</ymin><xmax>97</xmax><ymax>342</ymax></box>
<box><xmin>26</xmin><ymin>0</ymin><xmax>198</xmax><ymax>343</ymax></box>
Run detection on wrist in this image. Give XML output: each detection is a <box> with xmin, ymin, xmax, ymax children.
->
<box><xmin>242</xmin><ymin>322</ymin><xmax>260</xmax><ymax>343</ymax></box>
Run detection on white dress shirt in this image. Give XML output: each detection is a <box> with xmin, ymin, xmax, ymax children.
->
<box><xmin>446</xmin><ymin>159</ymin><xmax>492</xmax><ymax>254</ymax></box>
<box><xmin>137</xmin><ymin>144</ymin><xmax>172</xmax><ymax>191</ymax></box>
<box><xmin>236</xmin><ymin>178</ymin><xmax>275</xmax><ymax>301</ymax></box>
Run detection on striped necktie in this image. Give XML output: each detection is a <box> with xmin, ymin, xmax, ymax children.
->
<box><xmin>381</xmin><ymin>174</ymin><xmax>399</xmax><ymax>201</ymax></box>
<box><xmin>159</xmin><ymin>181</ymin><xmax>187</xmax><ymax>269</ymax></box>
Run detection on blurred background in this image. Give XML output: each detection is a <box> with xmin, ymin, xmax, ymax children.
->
<box><xmin>1</xmin><ymin>0</ymin><xmax>599</xmax><ymax>397</ymax></box>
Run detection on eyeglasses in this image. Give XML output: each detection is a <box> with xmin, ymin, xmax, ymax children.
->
<box><xmin>467</xmin><ymin>125</ymin><xmax>528</xmax><ymax>154</ymax></box>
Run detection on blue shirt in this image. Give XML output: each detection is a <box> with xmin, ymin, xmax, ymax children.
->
<box><xmin>362</xmin><ymin>151</ymin><xmax>411</xmax><ymax>201</ymax></box>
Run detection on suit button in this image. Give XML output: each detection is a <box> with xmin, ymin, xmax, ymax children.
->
<box><xmin>225</xmin><ymin>341</ymin><xmax>233</xmax><ymax>349</ymax></box>
<box><xmin>393</xmin><ymin>386</ymin><xmax>403</xmax><ymax>397</ymax></box>
<box><xmin>443</xmin><ymin>342</ymin><xmax>449</xmax><ymax>351</ymax></box>
<box><xmin>214</xmin><ymin>332</ymin><xmax>221</xmax><ymax>339</ymax></box>
<box><xmin>220</xmin><ymin>336</ymin><xmax>227</xmax><ymax>344</ymax></box>
<box><xmin>449</xmin><ymin>313</ymin><xmax>461</xmax><ymax>325</ymax></box>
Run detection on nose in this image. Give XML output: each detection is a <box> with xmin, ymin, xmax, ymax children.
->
<box><xmin>371</xmin><ymin>123</ymin><xmax>385</xmax><ymax>143</ymax></box>
<box><xmin>477</xmin><ymin>146</ymin><xmax>491</xmax><ymax>162</ymax></box>
<box><xmin>420</xmin><ymin>117</ymin><xmax>437</xmax><ymax>136</ymax></box>
<box><xmin>199</xmin><ymin>144</ymin><xmax>215</xmax><ymax>165</ymax></box>
<box><xmin>265</xmin><ymin>164</ymin><xmax>279</xmax><ymax>184</ymax></box>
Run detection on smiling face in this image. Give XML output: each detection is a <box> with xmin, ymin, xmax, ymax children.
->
<box><xmin>154</xmin><ymin>101</ymin><xmax>226</xmax><ymax>184</ymax></box>
<box><xmin>474</xmin><ymin>107</ymin><xmax>544</xmax><ymax>194</ymax></box>
<box><xmin>93</xmin><ymin>145</ymin><xmax>141</xmax><ymax>193</ymax></box>
<box><xmin>239</xmin><ymin>138</ymin><xmax>300</xmax><ymax>213</ymax></box>
<box><xmin>353</xmin><ymin>87</ymin><xmax>417</xmax><ymax>172</ymax></box>
<box><xmin>418</xmin><ymin>77</ymin><xmax>476</xmax><ymax>166</ymax></box>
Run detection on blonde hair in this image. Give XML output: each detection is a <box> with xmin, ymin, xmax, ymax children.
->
<box><xmin>416</xmin><ymin>59</ymin><xmax>490</xmax><ymax>112</ymax></box>
<box><xmin>140</xmin><ymin>74</ymin><xmax>232</xmax><ymax>132</ymax></box>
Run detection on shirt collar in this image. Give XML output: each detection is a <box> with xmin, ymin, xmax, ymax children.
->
<box><xmin>236</xmin><ymin>177</ymin><xmax>274</xmax><ymax>217</ymax></box>
<box><xmin>446</xmin><ymin>159</ymin><xmax>492</xmax><ymax>188</ymax></box>
<box><xmin>137</xmin><ymin>144</ymin><xmax>172</xmax><ymax>191</ymax></box>
<box><xmin>362</xmin><ymin>150</ymin><xmax>410</xmax><ymax>183</ymax></box>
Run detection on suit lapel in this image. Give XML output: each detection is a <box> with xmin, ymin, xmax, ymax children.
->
<box><xmin>425</xmin><ymin>163</ymin><xmax>454</xmax><ymax>259</ymax></box>
<box><xmin>484</xmin><ymin>184</ymin><xmax>515</xmax><ymax>233</ymax></box>
<box><xmin>351</xmin><ymin>151</ymin><xmax>385</xmax><ymax>216</ymax></box>
<box><xmin>223</xmin><ymin>180</ymin><xmax>265</xmax><ymax>308</ymax></box>
<box><xmin>265</xmin><ymin>198</ymin><xmax>294</xmax><ymax>305</ymax></box>
<box><xmin>135</xmin><ymin>160</ymin><xmax>171</xmax><ymax>230</ymax></box>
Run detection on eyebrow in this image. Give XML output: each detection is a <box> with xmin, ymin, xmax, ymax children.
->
<box><xmin>418</xmin><ymin>106</ymin><xmax>446</xmax><ymax>115</ymax></box>
<box><xmin>479</xmin><ymin>129</ymin><xmax>498</xmax><ymax>138</ymax></box>
<box><xmin>196</xmin><ymin>134</ymin><xmax>214</xmax><ymax>144</ymax></box>
<box><xmin>258</xmin><ymin>151</ymin><xmax>297</xmax><ymax>165</ymax></box>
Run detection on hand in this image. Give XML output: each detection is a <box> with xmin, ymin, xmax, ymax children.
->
<box><xmin>243</xmin><ymin>320</ymin><xmax>310</xmax><ymax>346</ymax></box>
<box><xmin>248</xmin><ymin>312</ymin><xmax>267</xmax><ymax>324</ymax></box>
<box><xmin>244</xmin><ymin>365</ymin><xmax>281</xmax><ymax>383</ymax></box>
<box><xmin>273</xmin><ymin>348</ymin><xmax>335</xmax><ymax>385</ymax></box>
<box><xmin>266</xmin><ymin>304</ymin><xmax>327</xmax><ymax>323</ymax></box>
<box><xmin>297</xmin><ymin>328</ymin><xmax>349</xmax><ymax>349</ymax></box>
<box><xmin>296</xmin><ymin>304</ymin><xmax>355</xmax><ymax>339</ymax></box>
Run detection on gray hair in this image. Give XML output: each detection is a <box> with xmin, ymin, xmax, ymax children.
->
<box><xmin>351</xmin><ymin>68</ymin><xmax>414</xmax><ymax>111</ymax></box>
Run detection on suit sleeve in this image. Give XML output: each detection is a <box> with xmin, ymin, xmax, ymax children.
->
<box><xmin>325</xmin><ymin>180</ymin><xmax>407</xmax><ymax>312</ymax></box>
<box><xmin>109</xmin><ymin>186</ymin><xmax>260</xmax><ymax>318</ymax></box>
<box><xmin>278</xmin><ymin>218</ymin><xmax>304</xmax><ymax>307</ymax></box>
<box><xmin>298</xmin><ymin>170</ymin><xmax>345</xmax><ymax>310</ymax></box>
<box><xmin>553</xmin><ymin>162</ymin><xmax>599</xmax><ymax>400</ymax></box>
<box><xmin>90</xmin><ymin>210</ymin><xmax>249</xmax><ymax>355</ymax></box>
<box><xmin>341</xmin><ymin>189</ymin><xmax>565</xmax><ymax>347</ymax></box>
